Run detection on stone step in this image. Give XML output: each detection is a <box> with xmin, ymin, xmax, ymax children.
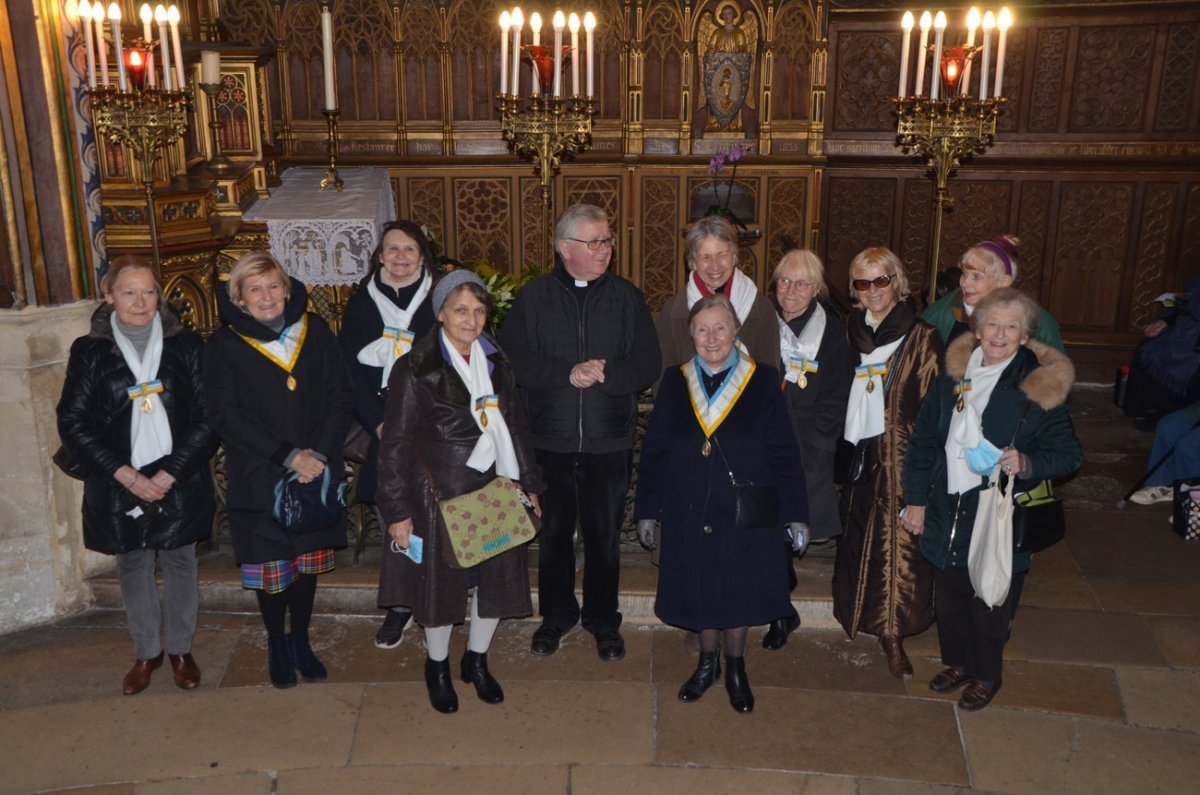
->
<box><xmin>89</xmin><ymin>543</ymin><xmax>841</xmax><ymax>629</ymax></box>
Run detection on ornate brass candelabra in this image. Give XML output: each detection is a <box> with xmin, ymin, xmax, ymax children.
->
<box><xmin>198</xmin><ymin>82</ymin><xmax>234</xmax><ymax>175</ymax></box>
<box><xmin>498</xmin><ymin>47</ymin><xmax>596</xmax><ymax>266</ymax></box>
<box><xmin>89</xmin><ymin>84</ymin><xmax>192</xmax><ymax>276</ymax></box>
<box><xmin>895</xmin><ymin>95</ymin><xmax>1003</xmax><ymax>303</ymax></box>
<box><xmin>319</xmin><ymin>109</ymin><xmax>343</xmax><ymax>192</ymax></box>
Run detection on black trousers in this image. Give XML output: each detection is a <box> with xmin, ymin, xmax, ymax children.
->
<box><xmin>934</xmin><ymin>566</ymin><xmax>1026</xmax><ymax>682</ymax></box>
<box><xmin>534</xmin><ymin>448</ymin><xmax>630</xmax><ymax>635</ymax></box>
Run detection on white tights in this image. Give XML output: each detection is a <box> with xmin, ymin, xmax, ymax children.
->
<box><xmin>423</xmin><ymin>588</ymin><xmax>500</xmax><ymax>661</ymax></box>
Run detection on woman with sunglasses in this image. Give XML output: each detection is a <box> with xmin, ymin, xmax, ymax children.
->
<box><xmin>833</xmin><ymin>247</ymin><xmax>943</xmax><ymax>679</ymax></box>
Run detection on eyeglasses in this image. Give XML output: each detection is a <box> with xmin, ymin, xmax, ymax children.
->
<box><xmin>567</xmin><ymin>236</ymin><xmax>616</xmax><ymax>251</ymax></box>
<box><xmin>852</xmin><ymin>274</ymin><xmax>894</xmax><ymax>292</ymax></box>
<box><xmin>696</xmin><ymin>251</ymin><xmax>734</xmax><ymax>267</ymax></box>
<box><xmin>777</xmin><ymin>276</ymin><xmax>815</xmax><ymax>291</ymax></box>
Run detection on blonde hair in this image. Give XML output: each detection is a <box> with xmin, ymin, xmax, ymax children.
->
<box><xmin>960</xmin><ymin>234</ymin><xmax>1020</xmax><ymax>282</ymax></box>
<box><xmin>772</xmin><ymin>249</ymin><xmax>828</xmax><ymax>298</ymax></box>
<box><xmin>227</xmin><ymin>250</ymin><xmax>291</xmax><ymax>306</ymax></box>
<box><xmin>847</xmin><ymin>246</ymin><xmax>910</xmax><ymax>306</ymax></box>
<box><xmin>101</xmin><ymin>255</ymin><xmax>163</xmax><ymax>303</ymax></box>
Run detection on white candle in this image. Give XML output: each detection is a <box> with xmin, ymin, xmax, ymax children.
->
<box><xmin>961</xmin><ymin>7</ymin><xmax>979</xmax><ymax>95</ymax></box>
<box><xmin>108</xmin><ymin>4</ymin><xmax>127</xmax><ymax>91</ymax></box>
<box><xmin>510</xmin><ymin>7</ymin><xmax>523</xmax><ymax>98</ymax></box>
<box><xmin>584</xmin><ymin>11</ymin><xmax>595</xmax><ymax>98</ymax></box>
<box><xmin>995</xmin><ymin>7</ymin><xmax>1012</xmax><ymax>98</ymax></box>
<box><xmin>167</xmin><ymin>5</ymin><xmax>184</xmax><ymax>90</ymax></box>
<box><xmin>95</xmin><ymin>3</ymin><xmax>109</xmax><ymax>86</ymax></box>
<box><xmin>980</xmin><ymin>11</ymin><xmax>994</xmax><ymax>101</ymax></box>
<box><xmin>530</xmin><ymin>12</ymin><xmax>542</xmax><ymax>94</ymax></box>
<box><xmin>568</xmin><ymin>13</ymin><xmax>580</xmax><ymax>96</ymax></box>
<box><xmin>915</xmin><ymin>11</ymin><xmax>931</xmax><ymax>96</ymax></box>
<box><xmin>79</xmin><ymin>0</ymin><xmax>97</xmax><ymax>88</ymax></box>
<box><xmin>552</xmin><ymin>10</ymin><xmax>564</xmax><ymax>97</ymax></box>
<box><xmin>201</xmin><ymin>49</ymin><xmax>220</xmax><ymax>84</ymax></box>
<box><xmin>898</xmin><ymin>11</ymin><xmax>913</xmax><ymax>97</ymax></box>
<box><xmin>140</xmin><ymin>4</ymin><xmax>152</xmax><ymax>41</ymax></box>
<box><xmin>931</xmin><ymin>11</ymin><xmax>946</xmax><ymax>100</ymax></box>
<box><xmin>155</xmin><ymin>5</ymin><xmax>171</xmax><ymax>90</ymax></box>
<box><xmin>499</xmin><ymin>10</ymin><xmax>510</xmax><ymax>96</ymax></box>
<box><xmin>321</xmin><ymin>5</ymin><xmax>336</xmax><ymax>109</ymax></box>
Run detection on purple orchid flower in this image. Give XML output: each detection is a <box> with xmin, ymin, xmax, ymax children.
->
<box><xmin>727</xmin><ymin>143</ymin><xmax>747</xmax><ymax>163</ymax></box>
<box><xmin>707</xmin><ymin>151</ymin><xmax>727</xmax><ymax>175</ymax></box>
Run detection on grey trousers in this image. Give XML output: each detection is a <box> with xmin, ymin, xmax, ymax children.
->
<box><xmin>116</xmin><ymin>545</ymin><xmax>199</xmax><ymax>659</ymax></box>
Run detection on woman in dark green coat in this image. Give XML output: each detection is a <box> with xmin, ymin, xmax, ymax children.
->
<box><xmin>902</xmin><ymin>289</ymin><xmax>1082</xmax><ymax>711</ymax></box>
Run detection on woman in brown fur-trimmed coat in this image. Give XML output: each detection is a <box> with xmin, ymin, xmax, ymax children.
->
<box><xmin>833</xmin><ymin>247</ymin><xmax>943</xmax><ymax>678</ymax></box>
<box><xmin>903</xmin><ymin>289</ymin><xmax>1082</xmax><ymax>710</ymax></box>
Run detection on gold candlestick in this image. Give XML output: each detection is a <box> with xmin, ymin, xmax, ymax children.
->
<box><xmin>199</xmin><ymin>82</ymin><xmax>234</xmax><ymax>175</ymax></box>
<box><xmin>319</xmin><ymin>109</ymin><xmax>343</xmax><ymax>192</ymax></box>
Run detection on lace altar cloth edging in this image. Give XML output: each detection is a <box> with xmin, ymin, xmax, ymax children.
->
<box><xmin>242</xmin><ymin>167</ymin><xmax>395</xmax><ymax>286</ymax></box>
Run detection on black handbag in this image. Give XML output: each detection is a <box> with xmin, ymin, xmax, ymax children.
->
<box><xmin>53</xmin><ymin>444</ymin><xmax>87</xmax><ymax>480</ymax></box>
<box><xmin>273</xmin><ymin>467</ymin><xmax>347</xmax><ymax>534</ymax></box>
<box><xmin>1007</xmin><ymin>401</ymin><xmax>1067</xmax><ymax>553</ymax></box>
<box><xmin>713</xmin><ymin>437</ymin><xmax>780</xmax><ymax>531</ymax></box>
<box><xmin>835</xmin><ymin>335</ymin><xmax>907</xmax><ymax>486</ymax></box>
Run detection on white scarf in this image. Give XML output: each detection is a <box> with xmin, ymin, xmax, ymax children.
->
<box><xmin>779</xmin><ymin>303</ymin><xmax>826</xmax><ymax>386</ymax></box>
<box><xmin>111</xmin><ymin>314</ymin><xmax>173</xmax><ymax>469</ymax></box>
<box><xmin>843</xmin><ymin>335</ymin><xmax>905</xmax><ymax>445</ymax></box>
<box><xmin>358</xmin><ymin>271</ymin><xmax>433</xmax><ymax>387</ymax></box>
<box><xmin>946</xmin><ymin>346</ymin><xmax>1014</xmax><ymax>494</ymax></box>
<box><xmin>682</xmin><ymin>349</ymin><xmax>756</xmax><ymax>439</ymax></box>
<box><xmin>686</xmin><ymin>269</ymin><xmax>758</xmax><ymax>326</ymax></box>
<box><xmin>441</xmin><ymin>330</ymin><xmax>520</xmax><ymax>480</ymax></box>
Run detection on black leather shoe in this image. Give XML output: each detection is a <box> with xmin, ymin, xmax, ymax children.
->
<box><xmin>958</xmin><ymin>679</ymin><xmax>1002</xmax><ymax>711</ymax></box>
<box><xmin>288</xmin><ymin>634</ymin><xmax>328</xmax><ymax>682</ymax></box>
<box><xmin>530</xmin><ymin>625</ymin><xmax>564</xmax><ymax>657</ymax></box>
<box><xmin>678</xmin><ymin>651</ymin><xmax>722</xmax><ymax>702</ymax></box>
<box><xmin>724</xmin><ymin>654</ymin><xmax>754</xmax><ymax>714</ymax></box>
<box><xmin>267</xmin><ymin>637</ymin><xmax>297</xmax><ymax>689</ymax></box>
<box><xmin>762</xmin><ymin>609</ymin><xmax>801</xmax><ymax>651</ymax></box>
<box><xmin>929</xmin><ymin>666</ymin><xmax>972</xmax><ymax>694</ymax></box>
<box><xmin>375</xmin><ymin>608</ymin><xmax>411</xmax><ymax>649</ymax></box>
<box><xmin>461</xmin><ymin>650</ymin><xmax>504</xmax><ymax>704</ymax></box>
<box><xmin>595</xmin><ymin>630</ymin><xmax>626</xmax><ymax>661</ymax></box>
<box><xmin>424</xmin><ymin>657</ymin><xmax>459</xmax><ymax>714</ymax></box>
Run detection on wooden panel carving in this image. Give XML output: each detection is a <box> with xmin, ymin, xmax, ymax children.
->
<box><xmin>824</xmin><ymin>177</ymin><xmax>895</xmax><ymax>285</ymax></box>
<box><xmin>1156</xmin><ymin>23</ymin><xmax>1200</xmax><ymax>132</ymax></box>
<box><xmin>832</xmin><ymin>31</ymin><xmax>897</xmax><ymax>132</ymax></box>
<box><xmin>1130</xmin><ymin>183</ymin><xmax>1176</xmax><ymax>330</ymax></box>
<box><xmin>940</xmin><ymin>181</ymin><xmax>1013</xmax><ymax>271</ymax></box>
<box><xmin>1180</xmin><ymin>184</ymin><xmax>1200</xmax><ymax>283</ymax></box>
<box><xmin>900</xmin><ymin>178</ymin><xmax>932</xmax><ymax>281</ymax></box>
<box><xmin>595</xmin><ymin>0</ymin><xmax>626</xmax><ymax>120</ymax></box>
<box><xmin>281</xmin><ymin>0</ymin><xmax>324</xmax><ymax>121</ymax></box>
<box><xmin>995</xmin><ymin>29</ymin><xmax>1026</xmax><ymax>134</ymax></box>
<box><xmin>447</xmin><ymin>1</ymin><xmax>498</xmax><ymax>121</ymax></box>
<box><xmin>1029</xmin><ymin>28</ymin><xmax>1068</xmax><ymax>133</ymax></box>
<box><xmin>1049</xmin><ymin>183</ymin><xmax>1134</xmax><ymax>329</ymax></box>
<box><xmin>400</xmin><ymin>1</ymin><xmax>442</xmax><ymax>121</ymax></box>
<box><xmin>407</xmin><ymin>178</ymin><xmax>445</xmax><ymax>244</ymax></box>
<box><xmin>772</xmin><ymin>4</ymin><xmax>816</xmax><ymax>122</ymax></box>
<box><xmin>1069</xmin><ymin>26</ymin><xmax>1155</xmax><ymax>132</ymax></box>
<box><xmin>1015</xmin><ymin>181</ymin><xmax>1053</xmax><ymax>297</ymax></box>
<box><xmin>565</xmin><ymin>176</ymin><xmax>621</xmax><ymax>225</ymax></box>
<box><xmin>453</xmin><ymin>178</ymin><xmax>512</xmax><ymax>268</ymax></box>
<box><xmin>520</xmin><ymin>177</ymin><xmax>542</xmax><ymax>270</ymax></box>
<box><xmin>641</xmin><ymin>177</ymin><xmax>680</xmax><ymax>314</ymax></box>
<box><xmin>765</xmin><ymin>177</ymin><xmax>808</xmax><ymax>266</ymax></box>
<box><xmin>642</xmin><ymin>1</ymin><xmax>684</xmax><ymax>122</ymax></box>
<box><xmin>335</xmin><ymin>0</ymin><xmax>395</xmax><ymax>122</ymax></box>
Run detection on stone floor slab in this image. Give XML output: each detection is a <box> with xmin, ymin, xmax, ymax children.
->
<box><xmin>1090</xmin><ymin>580</ymin><xmax>1200</xmax><ymax>616</ymax></box>
<box><xmin>1146</xmin><ymin>615</ymin><xmax>1200</xmax><ymax>668</ymax></box>
<box><xmin>655</xmin><ymin>688</ymin><xmax>967</xmax><ymax>784</ymax></box>
<box><xmin>1066</xmin><ymin>510</ymin><xmax>1200</xmax><ymax>585</ymax></box>
<box><xmin>961</xmin><ymin>707</ymin><xmax>1200</xmax><ymax>794</ymax></box>
<box><xmin>926</xmin><ymin>659</ymin><xmax>1122</xmax><ymax>720</ymax></box>
<box><xmin>352</xmin><ymin>681</ymin><xmax>654</xmax><ymax>766</ymax></box>
<box><xmin>277</xmin><ymin>765</ymin><xmax>567</xmax><ymax>794</ymax></box>
<box><xmin>137</xmin><ymin>773</ymin><xmax>273</xmax><ymax>794</ymax></box>
<box><xmin>1019</xmin><ymin>542</ymin><xmax>1100</xmax><ymax>611</ymax></box>
<box><xmin>0</xmin><ymin>685</ymin><xmax>363</xmax><ymax>795</ymax></box>
<box><xmin>486</xmin><ymin>623</ymin><xmax>654</xmax><ymax>683</ymax></box>
<box><xmin>571</xmin><ymin>764</ymin><xmax>856</xmax><ymax>794</ymax></box>
<box><xmin>1011</xmin><ymin>607</ymin><xmax>1169</xmax><ymax>667</ymax></box>
<box><xmin>1117</xmin><ymin>667</ymin><xmax>1200</xmax><ymax>733</ymax></box>
<box><xmin>856</xmin><ymin>781</ymin><xmax>975</xmax><ymax>794</ymax></box>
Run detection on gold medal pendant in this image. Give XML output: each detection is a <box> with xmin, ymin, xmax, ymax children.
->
<box><xmin>798</xmin><ymin>374</ymin><xmax>808</xmax><ymax>390</ymax></box>
<box><xmin>480</xmin><ymin>411</ymin><xmax>489</xmax><ymax>428</ymax></box>
<box><xmin>701</xmin><ymin>439</ymin><xmax>712</xmax><ymax>457</ymax></box>
<box><xmin>394</xmin><ymin>341</ymin><xmax>404</xmax><ymax>357</ymax></box>
<box><xmin>286</xmin><ymin>375</ymin><xmax>297</xmax><ymax>391</ymax></box>
<box><xmin>956</xmin><ymin>396</ymin><xmax>965</xmax><ymax>412</ymax></box>
<box><xmin>866</xmin><ymin>380</ymin><xmax>875</xmax><ymax>394</ymax></box>
<box><xmin>141</xmin><ymin>396</ymin><xmax>153</xmax><ymax>414</ymax></box>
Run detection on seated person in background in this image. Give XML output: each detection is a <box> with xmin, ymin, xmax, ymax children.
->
<box><xmin>1123</xmin><ymin>278</ymin><xmax>1200</xmax><ymax>424</ymax></box>
<box><xmin>1128</xmin><ymin>399</ymin><xmax>1200</xmax><ymax>506</ymax></box>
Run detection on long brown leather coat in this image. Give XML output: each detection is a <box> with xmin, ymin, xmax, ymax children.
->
<box><xmin>376</xmin><ymin>329</ymin><xmax>544</xmax><ymax>626</ymax></box>
<box><xmin>833</xmin><ymin>318</ymin><xmax>942</xmax><ymax>639</ymax></box>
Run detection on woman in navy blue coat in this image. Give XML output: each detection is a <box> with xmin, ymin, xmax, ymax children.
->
<box><xmin>636</xmin><ymin>294</ymin><xmax>808</xmax><ymax>714</ymax></box>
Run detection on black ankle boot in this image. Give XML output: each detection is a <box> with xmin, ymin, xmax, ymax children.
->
<box><xmin>724</xmin><ymin>654</ymin><xmax>754</xmax><ymax>714</ymax></box>
<box><xmin>425</xmin><ymin>657</ymin><xmax>459</xmax><ymax>714</ymax></box>
<box><xmin>267</xmin><ymin>637</ymin><xmax>297</xmax><ymax>689</ymax></box>
<box><xmin>461</xmin><ymin>650</ymin><xmax>504</xmax><ymax>704</ymax></box>
<box><xmin>678</xmin><ymin>650</ymin><xmax>722</xmax><ymax>702</ymax></box>
<box><xmin>288</xmin><ymin>633</ymin><xmax>327</xmax><ymax>682</ymax></box>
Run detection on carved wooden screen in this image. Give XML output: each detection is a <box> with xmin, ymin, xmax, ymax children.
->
<box><xmin>771</xmin><ymin>1</ymin><xmax>816</xmax><ymax>123</ymax></box>
<box><xmin>400</xmin><ymin>1</ymin><xmax>442</xmax><ymax>121</ymax></box>
<box><xmin>642</xmin><ymin>1</ymin><xmax>684</xmax><ymax>124</ymax></box>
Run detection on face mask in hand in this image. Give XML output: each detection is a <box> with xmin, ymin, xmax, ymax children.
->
<box><xmin>965</xmin><ymin>438</ymin><xmax>1003</xmax><ymax>475</ymax></box>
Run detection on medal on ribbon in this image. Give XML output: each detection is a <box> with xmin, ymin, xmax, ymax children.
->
<box><xmin>127</xmin><ymin>380</ymin><xmax>164</xmax><ymax>413</ymax></box>
<box><xmin>953</xmin><ymin>378</ymin><xmax>972</xmax><ymax>412</ymax></box>
<box><xmin>383</xmin><ymin>326</ymin><xmax>415</xmax><ymax>359</ymax></box>
<box><xmin>474</xmin><ymin>394</ymin><xmax>499</xmax><ymax>428</ymax></box>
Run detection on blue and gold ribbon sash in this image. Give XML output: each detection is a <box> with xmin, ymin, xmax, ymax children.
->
<box><xmin>682</xmin><ymin>352</ymin><xmax>756</xmax><ymax>452</ymax></box>
<box><xmin>854</xmin><ymin>361</ymin><xmax>888</xmax><ymax>393</ymax></box>
<box><xmin>474</xmin><ymin>394</ymin><xmax>499</xmax><ymax>427</ymax></box>
<box><xmin>383</xmin><ymin>326</ymin><xmax>415</xmax><ymax>358</ymax></box>
<box><xmin>953</xmin><ymin>377</ymin><xmax>972</xmax><ymax>411</ymax></box>
<box><xmin>786</xmin><ymin>355</ymin><xmax>819</xmax><ymax>388</ymax></box>
<box><xmin>237</xmin><ymin>314</ymin><xmax>308</xmax><ymax>391</ymax></box>
<box><xmin>127</xmin><ymin>380</ymin><xmax>164</xmax><ymax>413</ymax></box>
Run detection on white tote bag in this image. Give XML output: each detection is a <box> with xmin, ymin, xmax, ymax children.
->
<box><xmin>967</xmin><ymin>465</ymin><xmax>1014</xmax><ymax>608</ymax></box>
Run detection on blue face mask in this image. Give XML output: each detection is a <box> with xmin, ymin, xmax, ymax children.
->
<box><xmin>965</xmin><ymin>438</ymin><xmax>1003</xmax><ymax>475</ymax></box>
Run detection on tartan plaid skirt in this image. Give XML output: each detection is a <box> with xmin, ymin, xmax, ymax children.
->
<box><xmin>240</xmin><ymin>549</ymin><xmax>335</xmax><ymax>594</ymax></box>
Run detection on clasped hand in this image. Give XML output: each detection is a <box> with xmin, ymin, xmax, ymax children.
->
<box><xmin>569</xmin><ymin>359</ymin><xmax>607</xmax><ymax>389</ymax></box>
<box><xmin>115</xmin><ymin>465</ymin><xmax>174</xmax><ymax>502</ymax></box>
<box><xmin>291</xmin><ymin>449</ymin><xmax>326</xmax><ymax>484</ymax></box>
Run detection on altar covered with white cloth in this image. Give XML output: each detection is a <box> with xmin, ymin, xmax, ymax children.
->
<box><xmin>242</xmin><ymin>167</ymin><xmax>394</xmax><ymax>286</ymax></box>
